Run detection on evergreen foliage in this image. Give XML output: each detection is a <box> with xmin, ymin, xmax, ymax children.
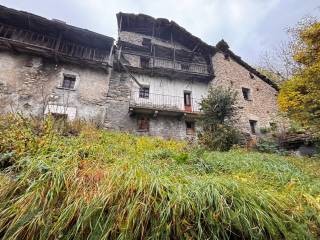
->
<box><xmin>198</xmin><ymin>86</ymin><xmax>241</xmax><ymax>151</ymax></box>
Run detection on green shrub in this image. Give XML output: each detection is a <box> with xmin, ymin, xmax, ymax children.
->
<box><xmin>256</xmin><ymin>137</ymin><xmax>289</xmax><ymax>155</ymax></box>
<box><xmin>173</xmin><ymin>152</ymin><xmax>189</xmax><ymax>164</ymax></box>
<box><xmin>198</xmin><ymin>86</ymin><xmax>242</xmax><ymax>151</ymax></box>
<box><xmin>260</xmin><ymin>127</ymin><xmax>271</xmax><ymax>134</ymax></box>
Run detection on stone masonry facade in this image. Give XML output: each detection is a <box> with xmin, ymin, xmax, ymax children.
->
<box><xmin>0</xmin><ymin>6</ymin><xmax>280</xmax><ymax>140</ymax></box>
<box><xmin>212</xmin><ymin>52</ymin><xmax>279</xmax><ymax>134</ymax></box>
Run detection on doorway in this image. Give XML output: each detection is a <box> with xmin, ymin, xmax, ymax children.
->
<box><xmin>184</xmin><ymin>91</ymin><xmax>192</xmax><ymax>112</ymax></box>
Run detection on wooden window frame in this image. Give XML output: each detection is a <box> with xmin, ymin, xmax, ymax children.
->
<box><xmin>137</xmin><ymin>116</ymin><xmax>149</xmax><ymax>132</ymax></box>
<box><xmin>139</xmin><ymin>87</ymin><xmax>150</xmax><ymax>99</ymax></box>
<box><xmin>62</xmin><ymin>75</ymin><xmax>76</xmax><ymax>89</ymax></box>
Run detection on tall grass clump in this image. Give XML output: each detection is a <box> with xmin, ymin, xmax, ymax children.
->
<box><xmin>0</xmin><ymin>114</ymin><xmax>319</xmax><ymax>239</ymax></box>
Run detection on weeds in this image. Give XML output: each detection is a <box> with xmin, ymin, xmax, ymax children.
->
<box><xmin>0</xmin><ymin>114</ymin><xmax>319</xmax><ymax>239</ymax></box>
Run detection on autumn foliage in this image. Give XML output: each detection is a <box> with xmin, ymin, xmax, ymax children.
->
<box><xmin>278</xmin><ymin>21</ymin><xmax>320</xmax><ymax>135</ymax></box>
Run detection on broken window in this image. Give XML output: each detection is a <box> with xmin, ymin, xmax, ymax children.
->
<box><xmin>249</xmin><ymin>120</ymin><xmax>257</xmax><ymax>134</ymax></box>
<box><xmin>137</xmin><ymin>116</ymin><xmax>149</xmax><ymax>131</ymax></box>
<box><xmin>62</xmin><ymin>75</ymin><xmax>76</xmax><ymax>89</ymax></box>
<box><xmin>186</xmin><ymin>121</ymin><xmax>195</xmax><ymax>135</ymax></box>
<box><xmin>139</xmin><ymin>87</ymin><xmax>149</xmax><ymax>99</ymax></box>
<box><xmin>242</xmin><ymin>88</ymin><xmax>251</xmax><ymax>101</ymax></box>
<box><xmin>181</xmin><ymin>63</ymin><xmax>190</xmax><ymax>71</ymax></box>
<box><xmin>140</xmin><ymin>57</ymin><xmax>150</xmax><ymax>68</ymax></box>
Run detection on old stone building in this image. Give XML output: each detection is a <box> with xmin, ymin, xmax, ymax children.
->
<box><xmin>0</xmin><ymin>5</ymin><xmax>279</xmax><ymax>139</ymax></box>
<box><xmin>0</xmin><ymin>5</ymin><xmax>114</xmax><ymax>122</ymax></box>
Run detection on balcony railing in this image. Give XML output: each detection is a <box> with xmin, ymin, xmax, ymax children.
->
<box><xmin>130</xmin><ymin>91</ymin><xmax>202</xmax><ymax>113</ymax></box>
<box><xmin>0</xmin><ymin>23</ymin><xmax>109</xmax><ymax>63</ymax></box>
<box><xmin>152</xmin><ymin>58</ymin><xmax>209</xmax><ymax>75</ymax></box>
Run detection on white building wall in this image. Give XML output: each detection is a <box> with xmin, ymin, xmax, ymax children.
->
<box><xmin>130</xmin><ymin>74</ymin><xmax>209</xmax><ymax>112</ymax></box>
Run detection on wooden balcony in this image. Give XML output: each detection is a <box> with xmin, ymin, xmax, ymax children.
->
<box><xmin>152</xmin><ymin>57</ymin><xmax>209</xmax><ymax>75</ymax></box>
<box><xmin>0</xmin><ymin>23</ymin><xmax>111</xmax><ymax>68</ymax></box>
<box><xmin>129</xmin><ymin>91</ymin><xmax>202</xmax><ymax>117</ymax></box>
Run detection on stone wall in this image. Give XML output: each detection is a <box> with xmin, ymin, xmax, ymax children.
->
<box><xmin>104</xmin><ymin>70</ymin><xmax>199</xmax><ymax>140</ymax></box>
<box><xmin>0</xmin><ymin>50</ymin><xmax>110</xmax><ymax>122</ymax></box>
<box><xmin>212</xmin><ymin>52</ymin><xmax>279</xmax><ymax>135</ymax></box>
<box><xmin>119</xmin><ymin>31</ymin><xmax>189</xmax><ymax>50</ymax></box>
<box><xmin>0</xmin><ymin>36</ymin><xmax>280</xmax><ymax>140</ymax></box>
<box><xmin>104</xmin><ymin>71</ymin><xmax>136</xmax><ymax>131</ymax></box>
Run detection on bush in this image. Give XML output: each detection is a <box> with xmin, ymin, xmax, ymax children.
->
<box><xmin>198</xmin><ymin>124</ymin><xmax>241</xmax><ymax>151</ymax></box>
<box><xmin>198</xmin><ymin>86</ymin><xmax>241</xmax><ymax>151</ymax></box>
<box><xmin>260</xmin><ymin>127</ymin><xmax>271</xmax><ymax>134</ymax></box>
<box><xmin>256</xmin><ymin>137</ymin><xmax>289</xmax><ymax>155</ymax></box>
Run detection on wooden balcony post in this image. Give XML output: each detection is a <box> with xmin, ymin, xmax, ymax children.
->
<box><xmin>54</xmin><ymin>32</ymin><xmax>62</xmax><ymax>52</ymax></box>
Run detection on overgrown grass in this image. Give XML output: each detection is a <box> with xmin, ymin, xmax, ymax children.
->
<box><xmin>0</xmin><ymin>114</ymin><xmax>319</xmax><ymax>239</ymax></box>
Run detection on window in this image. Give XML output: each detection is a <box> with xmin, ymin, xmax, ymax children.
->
<box><xmin>140</xmin><ymin>57</ymin><xmax>150</xmax><ymax>68</ymax></box>
<box><xmin>249</xmin><ymin>120</ymin><xmax>257</xmax><ymax>134</ymax></box>
<box><xmin>181</xmin><ymin>63</ymin><xmax>190</xmax><ymax>71</ymax></box>
<box><xmin>186</xmin><ymin>121</ymin><xmax>195</xmax><ymax>135</ymax></box>
<box><xmin>249</xmin><ymin>72</ymin><xmax>255</xmax><ymax>79</ymax></box>
<box><xmin>62</xmin><ymin>75</ymin><xmax>76</xmax><ymax>89</ymax></box>
<box><xmin>137</xmin><ymin>116</ymin><xmax>149</xmax><ymax>131</ymax></box>
<box><xmin>184</xmin><ymin>92</ymin><xmax>191</xmax><ymax>106</ymax></box>
<box><xmin>224</xmin><ymin>53</ymin><xmax>230</xmax><ymax>60</ymax></box>
<box><xmin>142</xmin><ymin>38</ymin><xmax>151</xmax><ymax>47</ymax></box>
<box><xmin>242</xmin><ymin>88</ymin><xmax>251</xmax><ymax>101</ymax></box>
<box><xmin>139</xmin><ymin>87</ymin><xmax>149</xmax><ymax>98</ymax></box>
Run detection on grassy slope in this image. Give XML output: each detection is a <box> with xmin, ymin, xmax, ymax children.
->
<box><xmin>0</xmin><ymin>115</ymin><xmax>319</xmax><ymax>239</ymax></box>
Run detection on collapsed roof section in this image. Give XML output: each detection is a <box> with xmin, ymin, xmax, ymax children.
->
<box><xmin>0</xmin><ymin>5</ymin><xmax>114</xmax><ymax>69</ymax></box>
<box><xmin>116</xmin><ymin>12</ymin><xmax>215</xmax><ymax>56</ymax></box>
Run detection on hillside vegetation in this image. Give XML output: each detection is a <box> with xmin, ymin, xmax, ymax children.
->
<box><xmin>0</xmin><ymin>115</ymin><xmax>319</xmax><ymax>240</ymax></box>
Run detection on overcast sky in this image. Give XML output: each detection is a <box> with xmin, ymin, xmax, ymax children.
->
<box><xmin>0</xmin><ymin>0</ymin><xmax>319</xmax><ymax>65</ymax></box>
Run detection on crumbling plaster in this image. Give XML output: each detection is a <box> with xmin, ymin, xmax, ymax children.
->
<box><xmin>0</xmin><ymin>51</ymin><xmax>111</xmax><ymax>122</ymax></box>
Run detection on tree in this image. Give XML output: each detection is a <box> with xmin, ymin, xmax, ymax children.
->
<box><xmin>198</xmin><ymin>86</ymin><xmax>240</xmax><ymax>151</ymax></box>
<box><xmin>258</xmin><ymin>42</ymin><xmax>297</xmax><ymax>83</ymax></box>
<box><xmin>278</xmin><ymin>21</ymin><xmax>320</xmax><ymax>135</ymax></box>
<box><xmin>257</xmin><ymin>17</ymin><xmax>319</xmax><ymax>85</ymax></box>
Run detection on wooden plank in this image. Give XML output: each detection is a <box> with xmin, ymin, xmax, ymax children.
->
<box><xmin>54</xmin><ymin>32</ymin><xmax>62</xmax><ymax>52</ymax></box>
<box><xmin>0</xmin><ymin>25</ymin><xmax>4</xmax><ymax>36</ymax></box>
